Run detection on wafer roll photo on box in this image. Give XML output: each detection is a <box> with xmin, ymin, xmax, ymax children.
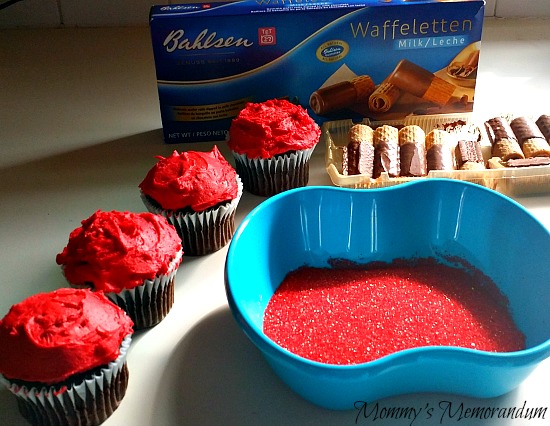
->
<box><xmin>373</xmin><ymin>125</ymin><xmax>400</xmax><ymax>178</ymax></box>
<box><xmin>425</xmin><ymin>129</ymin><xmax>455</xmax><ymax>171</ymax></box>
<box><xmin>398</xmin><ymin>125</ymin><xmax>426</xmax><ymax>177</ymax></box>
<box><xmin>387</xmin><ymin>59</ymin><xmax>459</xmax><ymax>106</ymax></box>
<box><xmin>309</xmin><ymin>75</ymin><xmax>375</xmax><ymax>116</ymax></box>
<box><xmin>368</xmin><ymin>81</ymin><xmax>402</xmax><ymax>113</ymax></box>
<box><xmin>342</xmin><ymin>124</ymin><xmax>375</xmax><ymax>177</ymax></box>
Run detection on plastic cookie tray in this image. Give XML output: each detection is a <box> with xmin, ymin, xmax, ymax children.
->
<box><xmin>324</xmin><ymin>113</ymin><xmax>550</xmax><ymax>196</ymax></box>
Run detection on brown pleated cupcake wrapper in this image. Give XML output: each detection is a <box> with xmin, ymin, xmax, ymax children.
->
<box><xmin>106</xmin><ymin>249</ymin><xmax>182</xmax><ymax>330</ymax></box>
<box><xmin>232</xmin><ymin>146</ymin><xmax>315</xmax><ymax>197</ymax></box>
<box><xmin>1</xmin><ymin>335</ymin><xmax>131</xmax><ymax>426</ymax></box>
<box><xmin>141</xmin><ymin>176</ymin><xmax>243</xmax><ymax>256</ymax></box>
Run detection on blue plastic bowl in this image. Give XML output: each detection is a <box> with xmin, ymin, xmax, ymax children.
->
<box><xmin>225</xmin><ymin>179</ymin><xmax>550</xmax><ymax>410</ymax></box>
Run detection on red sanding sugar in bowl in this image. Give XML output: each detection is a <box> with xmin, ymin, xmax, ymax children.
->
<box><xmin>263</xmin><ymin>258</ymin><xmax>525</xmax><ymax>365</ymax></box>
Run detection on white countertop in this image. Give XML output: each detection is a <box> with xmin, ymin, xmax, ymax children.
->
<box><xmin>1</xmin><ymin>18</ymin><xmax>550</xmax><ymax>426</ymax></box>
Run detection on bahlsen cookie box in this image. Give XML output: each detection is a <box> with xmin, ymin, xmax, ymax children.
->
<box><xmin>149</xmin><ymin>0</ymin><xmax>485</xmax><ymax>143</ymax></box>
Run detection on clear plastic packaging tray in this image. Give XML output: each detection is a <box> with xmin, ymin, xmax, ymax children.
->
<box><xmin>324</xmin><ymin>113</ymin><xmax>550</xmax><ymax>196</ymax></box>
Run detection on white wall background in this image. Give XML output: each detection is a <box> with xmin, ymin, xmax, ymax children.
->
<box><xmin>0</xmin><ymin>0</ymin><xmax>549</xmax><ymax>29</ymax></box>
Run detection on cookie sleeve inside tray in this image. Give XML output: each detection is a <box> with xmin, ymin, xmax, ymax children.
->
<box><xmin>324</xmin><ymin>113</ymin><xmax>550</xmax><ymax>196</ymax></box>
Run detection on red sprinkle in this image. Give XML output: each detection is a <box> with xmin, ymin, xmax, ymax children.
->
<box><xmin>263</xmin><ymin>260</ymin><xmax>525</xmax><ymax>365</ymax></box>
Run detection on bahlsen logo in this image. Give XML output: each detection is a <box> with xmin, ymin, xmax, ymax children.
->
<box><xmin>163</xmin><ymin>29</ymin><xmax>253</xmax><ymax>53</ymax></box>
<box><xmin>316</xmin><ymin>40</ymin><xmax>349</xmax><ymax>63</ymax></box>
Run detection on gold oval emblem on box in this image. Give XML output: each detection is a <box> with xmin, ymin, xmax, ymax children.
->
<box><xmin>316</xmin><ymin>40</ymin><xmax>349</xmax><ymax>63</ymax></box>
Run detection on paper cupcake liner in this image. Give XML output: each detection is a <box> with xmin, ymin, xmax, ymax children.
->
<box><xmin>232</xmin><ymin>147</ymin><xmax>315</xmax><ymax>197</ymax></box>
<box><xmin>141</xmin><ymin>176</ymin><xmax>243</xmax><ymax>256</ymax></box>
<box><xmin>106</xmin><ymin>249</ymin><xmax>183</xmax><ymax>330</ymax></box>
<box><xmin>1</xmin><ymin>335</ymin><xmax>131</xmax><ymax>426</ymax></box>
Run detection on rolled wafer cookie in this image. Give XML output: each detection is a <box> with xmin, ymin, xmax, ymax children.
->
<box><xmin>522</xmin><ymin>139</ymin><xmax>550</xmax><ymax>158</ymax></box>
<box><xmin>510</xmin><ymin>116</ymin><xmax>550</xmax><ymax>158</ymax></box>
<box><xmin>485</xmin><ymin>116</ymin><xmax>516</xmax><ymax>144</ymax></box>
<box><xmin>425</xmin><ymin>129</ymin><xmax>454</xmax><ymax>171</ymax></box>
<box><xmin>485</xmin><ymin>117</ymin><xmax>524</xmax><ymax>161</ymax></box>
<box><xmin>387</xmin><ymin>59</ymin><xmax>458</xmax><ymax>106</ymax></box>
<box><xmin>447</xmin><ymin>50</ymin><xmax>479</xmax><ymax>79</ymax></box>
<box><xmin>398</xmin><ymin>125</ymin><xmax>426</xmax><ymax>177</ymax></box>
<box><xmin>342</xmin><ymin>124</ymin><xmax>375</xmax><ymax>177</ymax></box>
<box><xmin>491</xmin><ymin>140</ymin><xmax>524</xmax><ymax>161</ymax></box>
<box><xmin>309</xmin><ymin>75</ymin><xmax>375</xmax><ymax>116</ymax></box>
<box><xmin>373</xmin><ymin>125</ymin><xmax>400</xmax><ymax>178</ymax></box>
<box><xmin>368</xmin><ymin>81</ymin><xmax>402</xmax><ymax>113</ymax></box>
<box><xmin>536</xmin><ymin>115</ymin><xmax>550</xmax><ymax>142</ymax></box>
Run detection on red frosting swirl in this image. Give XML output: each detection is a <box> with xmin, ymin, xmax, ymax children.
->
<box><xmin>56</xmin><ymin>210</ymin><xmax>182</xmax><ymax>293</ymax></box>
<box><xmin>227</xmin><ymin>99</ymin><xmax>321</xmax><ymax>159</ymax></box>
<box><xmin>139</xmin><ymin>146</ymin><xmax>238</xmax><ymax>212</ymax></box>
<box><xmin>0</xmin><ymin>288</ymin><xmax>133</xmax><ymax>385</ymax></box>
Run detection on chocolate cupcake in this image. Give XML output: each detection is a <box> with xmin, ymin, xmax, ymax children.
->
<box><xmin>0</xmin><ymin>288</ymin><xmax>133</xmax><ymax>426</ymax></box>
<box><xmin>139</xmin><ymin>145</ymin><xmax>242</xmax><ymax>256</ymax></box>
<box><xmin>227</xmin><ymin>99</ymin><xmax>321</xmax><ymax>197</ymax></box>
<box><xmin>56</xmin><ymin>210</ymin><xmax>183</xmax><ymax>329</ymax></box>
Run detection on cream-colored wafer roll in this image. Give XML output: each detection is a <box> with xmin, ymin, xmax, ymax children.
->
<box><xmin>399</xmin><ymin>125</ymin><xmax>426</xmax><ymax>177</ymax></box>
<box><xmin>424</xmin><ymin>128</ymin><xmax>448</xmax><ymax>151</ymax></box>
<box><xmin>492</xmin><ymin>139</ymin><xmax>524</xmax><ymax>161</ymax></box>
<box><xmin>368</xmin><ymin>81</ymin><xmax>402</xmax><ymax>113</ymax></box>
<box><xmin>398</xmin><ymin>125</ymin><xmax>425</xmax><ymax>146</ymax></box>
<box><xmin>522</xmin><ymin>138</ymin><xmax>550</xmax><ymax>158</ymax></box>
<box><xmin>373</xmin><ymin>125</ymin><xmax>399</xmax><ymax>178</ymax></box>
<box><xmin>349</xmin><ymin>123</ymin><xmax>374</xmax><ymax>144</ymax></box>
<box><xmin>374</xmin><ymin>125</ymin><xmax>399</xmax><ymax>147</ymax></box>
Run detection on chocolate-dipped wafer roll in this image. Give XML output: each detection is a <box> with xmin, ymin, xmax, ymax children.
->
<box><xmin>342</xmin><ymin>124</ymin><xmax>375</xmax><ymax>177</ymax></box>
<box><xmin>309</xmin><ymin>75</ymin><xmax>375</xmax><ymax>116</ymax></box>
<box><xmin>368</xmin><ymin>81</ymin><xmax>402</xmax><ymax>113</ymax></box>
<box><xmin>387</xmin><ymin>59</ymin><xmax>458</xmax><ymax>106</ymax></box>
<box><xmin>485</xmin><ymin>117</ymin><xmax>524</xmax><ymax>161</ymax></box>
<box><xmin>398</xmin><ymin>125</ymin><xmax>426</xmax><ymax>177</ymax></box>
<box><xmin>425</xmin><ymin>129</ymin><xmax>454</xmax><ymax>172</ymax></box>
<box><xmin>510</xmin><ymin>116</ymin><xmax>545</xmax><ymax>144</ymax></box>
<box><xmin>536</xmin><ymin>115</ymin><xmax>550</xmax><ymax>142</ymax></box>
<box><xmin>485</xmin><ymin>116</ymin><xmax>516</xmax><ymax>144</ymax></box>
<box><xmin>510</xmin><ymin>116</ymin><xmax>550</xmax><ymax>158</ymax></box>
<box><xmin>373</xmin><ymin>125</ymin><xmax>400</xmax><ymax>178</ymax></box>
<box><xmin>455</xmin><ymin>139</ymin><xmax>485</xmax><ymax>170</ymax></box>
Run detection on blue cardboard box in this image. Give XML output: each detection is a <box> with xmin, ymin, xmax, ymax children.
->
<box><xmin>150</xmin><ymin>0</ymin><xmax>485</xmax><ymax>143</ymax></box>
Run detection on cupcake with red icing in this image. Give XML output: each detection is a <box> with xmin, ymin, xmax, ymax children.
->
<box><xmin>0</xmin><ymin>288</ymin><xmax>133</xmax><ymax>426</ymax></box>
<box><xmin>56</xmin><ymin>210</ymin><xmax>183</xmax><ymax>329</ymax></box>
<box><xmin>227</xmin><ymin>98</ymin><xmax>321</xmax><ymax>196</ymax></box>
<box><xmin>139</xmin><ymin>145</ymin><xmax>242</xmax><ymax>256</ymax></box>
